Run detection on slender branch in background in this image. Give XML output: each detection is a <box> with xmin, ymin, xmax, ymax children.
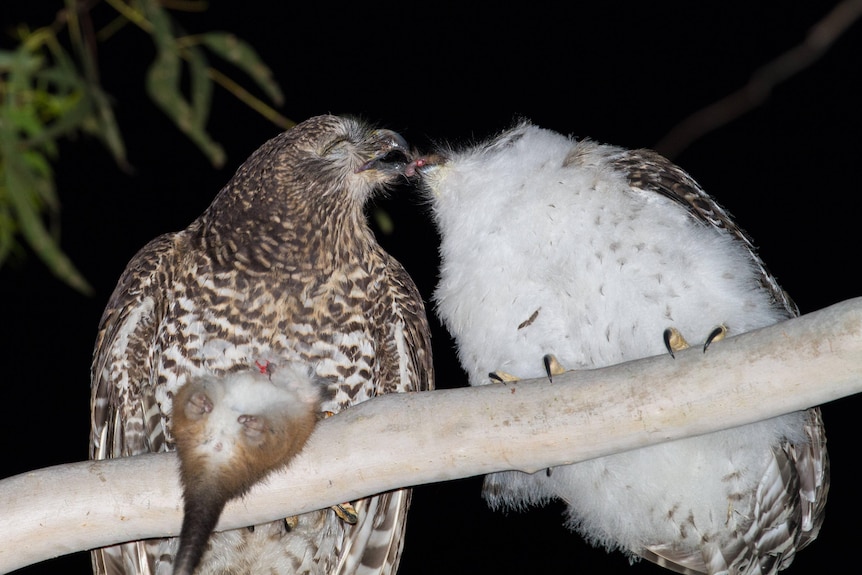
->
<box><xmin>101</xmin><ymin>0</ymin><xmax>152</xmax><ymax>32</ymax></box>
<box><xmin>654</xmin><ymin>0</ymin><xmax>862</xmax><ymax>159</ymax></box>
<box><xmin>206</xmin><ymin>67</ymin><xmax>294</xmax><ymax>130</ymax></box>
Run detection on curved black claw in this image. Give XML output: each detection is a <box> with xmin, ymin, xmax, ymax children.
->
<box><xmin>489</xmin><ymin>371</ymin><xmax>520</xmax><ymax>383</ymax></box>
<box><xmin>332</xmin><ymin>502</ymin><xmax>359</xmax><ymax>525</ymax></box>
<box><xmin>663</xmin><ymin>327</ymin><xmax>690</xmax><ymax>359</ymax></box>
<box><xmin>703</xmin><ymin>325</ymin><xmax>728</xmax><ymax>353</ymax></box>
<box><xmin>543</xmin><ymin>354</ymin><xmax>565</xmax><ymax>383</ymax></box>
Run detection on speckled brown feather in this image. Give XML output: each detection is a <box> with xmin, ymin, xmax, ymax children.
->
<box><xmin>607</xmin><ymin>147</ymin><xmax>827</xmax><ymax>574</ymax></box>
<box><xmin>89</xmin><ymin>115</ymin><xmax>434</xmax><ymax>575</ymax></box>
<box><xmin>609</xmin><ymin>148</ymin><xmax>799</xmax><ymax>317</ymax></box>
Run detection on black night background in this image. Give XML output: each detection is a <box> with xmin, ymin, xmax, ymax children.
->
<box><xmin>1</xmin><ymin>2</ymin><xmax>860</xmax><ymax>574</ymax></box>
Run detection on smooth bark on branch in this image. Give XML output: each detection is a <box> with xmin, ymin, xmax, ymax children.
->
<box><xmin>3</xmin><ymin>297</ymin><xmax>862</xmax><ymax>574</ymax></box>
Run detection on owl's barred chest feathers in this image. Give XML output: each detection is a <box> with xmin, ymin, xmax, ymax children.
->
<box><xmin>151</xmin><ymin>240</ymin><xmax>396</xmax><ymax>571</ymax></box>
<box><xmin>156</xmin><ymin>232</ymin><xmax>395</xmax><ymax>424</ymax></box>
<box><xmin>91</xmin><ymin>116</ymin><xmax>432</xmax><ymax>575</ymax></box>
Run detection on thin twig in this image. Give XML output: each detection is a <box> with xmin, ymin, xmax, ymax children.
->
<box><xmin>206</xmin><ymin>67</ymin><xmax>294</xmax><ymax>130</ymax></box>
<box><xmin>101</xmin><ymin>0</ymin><xmax>292</xmax><ymax>130</ymax></box>
<box><xmin>654</xmin><ymin>0</ymin><xmax>862</xmax><ymax>159</ymax></box>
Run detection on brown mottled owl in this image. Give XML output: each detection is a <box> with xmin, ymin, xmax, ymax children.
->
<box><xmin>415</xmin><ymin>120</ymin><xmax>827</xmax><ymax>575</ymax></box>
<box><xmin>89</xmin><ymin>115</ymin><xmax>434</xmax><ymax>575</ymax></box>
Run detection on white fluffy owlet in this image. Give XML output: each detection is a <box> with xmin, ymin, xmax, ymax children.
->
<box><xmin>414</xmin><ymin>121</ymin><xmax>828</xmax><ymax>575</ymax></box>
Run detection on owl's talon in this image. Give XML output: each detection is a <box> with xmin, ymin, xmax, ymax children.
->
<box><xmin>663</xmin><ymin>327</ymin><xmax>691</xmax><ymax>359</ymax></box>
<box><xmin>491</xmin><ymin>355</ymin><xmax>566</xmax><ymax>384</ymax></box>
<box><xmin>291</xmin><ymin>489</ymin><xmax>343</xmax><ymax>528</ymax></box>
<box><xmin>703</xmin><ymin>324</ymin><xmax>728</xmax><ymax>353</ymax></box>
<box><xmin>489</xmin><ymin>370</ymin><xmax>521</xmax><ymax>383</ymax></box>
<box><xmin>543</xmin><ymin>354</ymin><xmax>566</xmax><ymax>382</ymax></box>
<box><xmin>332</xmin><ymin>502</ymin><xmax>359</xmax><ymax>524</ymax></box>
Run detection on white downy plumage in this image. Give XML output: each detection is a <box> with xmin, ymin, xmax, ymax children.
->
<box><xmin>418</xmin><ymin>121</ymin><xmax>827</xmax><ymax>575</ymax></box>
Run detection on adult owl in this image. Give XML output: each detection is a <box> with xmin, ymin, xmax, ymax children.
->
<box><xmin>89</xmin><ymin>115</ymin><xmax>434</xmax><ymax>575</ymax></box>
<box><xmin>415</xmin><ymin>121</ymin><xmax>827</xmax><ymax>574</ymax></box>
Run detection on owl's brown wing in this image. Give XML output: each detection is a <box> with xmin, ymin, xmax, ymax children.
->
<box><xmin>611</xmin><ymin>148</ymin><xmax>798</xmax><ymax>317</ymax></box>
<box><xmin>376</xmin><ymin>255</ymin><xmax>434</xmax><ymax>396</ymax></box>
<box><xmin>612</xmin><ymin>148</ymin><xmax>828</xmax><ymax>574</ymax></box>
<box><xmin>642</xmin><ymin>409</ymin><xmax>829</xmax><ymax>575</ymax></box>
<box><xmin>335</xmin><ymin>256</ymin><xmax>433</xmax><ymax>575</ymax></box>
<box><xmin>89</xmin><ymin>233</ymin><xmax>178</xmax><ymax>575</ymax></box>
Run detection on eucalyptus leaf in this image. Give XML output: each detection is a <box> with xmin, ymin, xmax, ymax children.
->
<box><xmin>2</xmin><ymin>1</ymin><xmax>290</xmax><ymax>294</ymax></box>
<box><xmin>88</xmin><ymin>85</ymin><xmax>127</xmax><ymax>167</ymax></box>
<box><xmin>199</xmin><ymin>32</ymin><xmax>284</xmax><ymax>105</ymax></box>
<box><xmin>146</xmin><ymin>51</ymin><xmax>226</xmax><ymax>167</ymax></box>
<box><xmin>3</xmin><ymin>148</ymin><xmax>92</xmax><ymax>294</ymax></box>
<box><xmin>0</xmin><ymin>206</ymin><xmax>15</xmax><ymax>266</ymax></box>
<box><xmin>142</xmin><ymin>0</ymin><xmax>225</xmax><ymax>166</ymax></box>
<box><xmin>186</xmin><ymin>45</ymin><xmax>213</xmax><ymax>131</ymax></box>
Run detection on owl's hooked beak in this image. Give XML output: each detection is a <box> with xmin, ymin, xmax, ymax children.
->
<box><xmin>355</xmin><ymin>130</ymin><xmax>411</xmax><ymax>174</ymax></box>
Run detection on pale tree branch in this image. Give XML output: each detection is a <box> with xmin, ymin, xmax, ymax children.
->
<box><xmin>2</xmin><ymin>298</ymin><xmax>862</xmax><ymax>574</ymax></box>
<box><xmin>654</xmin><ymin>0</ymin><xmax>862</xmax><ymax>159</ymax></box>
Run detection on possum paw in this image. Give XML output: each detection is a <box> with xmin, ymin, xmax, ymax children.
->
<box><xmin>184</xmin><ymin>391</ymin><xmax>214</xmax><ymax>420</ymax></box>
<box><xmin>237</xmin><ymin>414</ymin><xmax>269</xmax><ymax>445</ymax></box>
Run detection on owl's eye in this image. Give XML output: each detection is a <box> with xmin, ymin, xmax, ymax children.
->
<box><xmin>321</xmin><ymin>137</ymin><xmax>350</xmax><ymax>157</ymax></box>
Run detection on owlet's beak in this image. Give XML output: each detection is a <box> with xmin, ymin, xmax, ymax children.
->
<box><xmin>404</xmin><ymin>152</ymin><xmax>447</xmax><ymax>178</ymax></box>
